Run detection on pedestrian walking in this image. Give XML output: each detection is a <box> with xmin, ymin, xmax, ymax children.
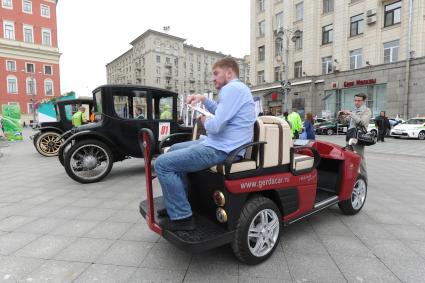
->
<box><xmin>288</xmin><ymin>108</ymin><xmax>302</xmax><ymax>139</ymax></box>
<box><xmin>375</xmin><ymin>111</ymin><xmax>390</xmax><ymax>142</ymax></box>
<box><xmin>302</xmin><ymin>112</ymin><xmax>316</xmax><ymax>140</ymax></box>
<box><xmin>338</xmin><ymin>93</ymin><xmax>372</xmax><ymax>182</ymax></box>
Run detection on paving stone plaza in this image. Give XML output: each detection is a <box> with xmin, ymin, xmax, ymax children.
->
<box><xmin>0</xmin><ymin>129</ymin><xmax>425</xmax><ymax>282</ymax></box>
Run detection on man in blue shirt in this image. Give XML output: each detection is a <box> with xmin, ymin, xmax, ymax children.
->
<box><xmin>154</xmin><ymin>57</ymin><xmax>256</xmax><ymax>231</ymax></box>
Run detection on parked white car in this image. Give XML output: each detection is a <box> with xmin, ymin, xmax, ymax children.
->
<box><xmin>390</xmin><ymin>117</ymin><xmax>425</xmax><ymax>140</ymax></box>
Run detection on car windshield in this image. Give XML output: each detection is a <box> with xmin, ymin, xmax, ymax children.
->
<box><xmin>405</xmin><ymin>118</ymin><xmax>425</xmax><ymax>124</ymax></box>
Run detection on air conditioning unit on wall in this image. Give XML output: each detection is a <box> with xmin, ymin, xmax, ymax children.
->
<box><xmin>366</xmin><ymin>9</ymin><xmax>376</xmax><ymax>17</ymax></box>
<box><xmin>367</xmin><ymin>16</ymin><xmax>377</xmax><ymax>25</ymax></box>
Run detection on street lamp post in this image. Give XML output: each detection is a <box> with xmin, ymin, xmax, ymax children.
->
<box><xmin>275</xmin><ymin>28</ymin><xmax>301</xmax><ymax>114</ymax></box>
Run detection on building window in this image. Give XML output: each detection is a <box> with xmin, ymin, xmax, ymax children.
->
<box><xmin>42</xmin><ymin>28</ymin><xmax>52</xmax><ymax>46</ymax></box>
<box><xmin>3</xmin><ymin>21</ymin><xmax>15</xmax><ymax>40</ymax></box>
<box><xmin>44</xmin><ymin>65</ymin><xmax>52</xmax><ymax>75</ymax></box>
<box><xmin>26</xmin><ymin>77</ymin><xmax>36</xmax><ymax>94</ymax></box>
<box><xmin>257</xmin><ymin>71</ymin><xmax>265</xmax><ymax>84</ymax></box>
<box><xmin>44</xmin><ymin>79</ymin><xmax>53</xmax><ymax>96</ymax></box>
<box><xmin>350</xmin><ymin>14</ymin><xmax>364</xmax><ymax>37</ymax></box>
<box><xmin>322</xmin><ymin>24</ymin><xmax>333</xmax><ymax>45</ymax></box>
<box><xmin>349</xmin><ymin>48</ymin><xmax>363</xmax><ymax>70</ymax></box>
<box><xmin>295</xmin><ymin>2</ymin><xmax>303</xmax><ymax>21</ymax></box>
<box><xmin>322</xmin><ymin>56</ymin><xmax>333</xmax><ymax>74</ymax></box>
<box><xmin>22</xmin><ymin>0</ymin><xmax>32</xmax><ymax>13</ymax></box>
<box><xmin>295</xmin><ymin>31</ymin><xmax>303</xmax><ymax>49</ymax></box>
<box><xmin>26</xmin><ymin>62</ymin><xmax>35</xmax><ymax>73</ymax></box>
<box><xmin>156</xmin><ymin>55</ymin><xmax>161</xmax><ymax>63</ymax></box>
<box><xmin>258</xmin><ymin>0</ymin><xmax>265</xmax><ymax>12</ymax></box>
<box><xmin>6</xmin><ymin>60</ymin><xmax>16</xmax><ymax>71</ymax></box>
<box><xmin>258</xmin><ymin>20</ymin><xmax>265</xmax><ymax>37</ymax></box>
<box><xmin>384</xmin><ymin>40</ymin><xmax>399</xmax><ymax>63</ymax></box>
<box><xmin>27</xmin><ymin>103</ymin><xmax>34</xmax><ymax>114</ymax></box>
<box><xmin>275</xmin><ymin>12</ymin><xmax>283</xmax><ymax>31</ymax></box>
<box><xmin>275</xmin><ymin>39</ymin><xmax>282</xmax><ymax>57</ymax></box>
<box><xmin>294</xmin><ymin>61</ymin><xmax>302</xmax><ymax>78</ymax></box>
<box><xmin>7</xmin><ymin>76</ymin><xmax>18</xmax><ymax>93</ymax></box>
<box><xmin>156</xmin><ymin>77</ymin><xmax>160</xmax><ymax>84</ymax></box>
<box><xmin>384</xmin><ymin>1</ymin><xmax>401</xmax><ymax>27</ymax></box>
<box><xmin>2</xmin><ymin>0</ymin><xmax>12</xmax><ymax>9</ymax></box>
<box><xmin>274</xmin><ymin>67</ymin><xmax>282</xmax><ymax>82</ymax></box>
<box><xmin>258</xmin><ymin>46</ymin><xmax>265</xmax><ymax>61</ymax></box>
<box><xmin>40</xmin><ymin>4</ymin><xmax>50</xmax><ymax>18</ymax></box>
<box><xmin>23</xmin><ymin>25</ymin><xmax>34</xmax><ymax>43</ymax></box>
<box><xmin>323</xmin><ymin>0</ymin><xmax>334</xmax><ymax>13</ymax></box>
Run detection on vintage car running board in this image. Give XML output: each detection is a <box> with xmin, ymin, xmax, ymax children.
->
<box><xmin>286</xmin><ymin>195</ymin><xmax>340</xmax><ymax>225</ymax></box>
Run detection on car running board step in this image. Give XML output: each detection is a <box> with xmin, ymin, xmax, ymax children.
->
<box><xmin>314</xmin><ymin>195</ymin><xmax>339</xmax><ymax>210</ymax></box>
<box><xmin>286</xmin><ymin>195</ymin><xmax>339</xmax><ymax>225</ymax></box>
<box><xmin>139</xmin><ymin>197</ymin><xmax>234</xmax><ymax>253</ymax></box>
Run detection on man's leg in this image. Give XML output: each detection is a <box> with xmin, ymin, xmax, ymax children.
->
<box><xmin>168</xmin><ymin>139</ymin><xmax>202</xmax><ymax>152</ymax></box>
<box><xmin>353</xmin><ymin>144</ymin><xmax>367</xmax><ymax>182</ymax></box>
<box><xmin>154</xmin><ymin>143</ymin><xmax>228</xmax><ymax>220</ymax></box>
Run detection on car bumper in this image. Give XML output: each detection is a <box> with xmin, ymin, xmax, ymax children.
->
<box><xmin>390</xmin><ymin>131</ymin><xmax>417</xmax><ymax>138</ymax></box>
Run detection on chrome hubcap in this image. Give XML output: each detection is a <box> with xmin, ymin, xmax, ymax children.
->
<box><xmin>351</xmin><ymin>179</ymin><xmax>367</xmax><ymax>210</ymax></box>
<box><xmin>70</xmin><ymin>144</ymin><xmax>109</xmax><ymax>180</ymax></box>
<box><xmin>247</xmin><ymin>209</ymin><xmax>279</xmax><ymax>257</ymax></box>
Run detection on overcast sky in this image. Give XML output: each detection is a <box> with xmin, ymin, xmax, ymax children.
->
<box><xmin>57</xmin><ymin>0</ymin><xmax>250</xmax><ymax>97</ymax></box>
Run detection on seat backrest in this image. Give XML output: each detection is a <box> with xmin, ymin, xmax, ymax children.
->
<box><xmin>256</xmin><ymin>116</ymin><xmax>292</xmax><ymax>168</ymax></box>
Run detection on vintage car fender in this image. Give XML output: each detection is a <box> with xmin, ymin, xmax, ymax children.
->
<box><xmin>37</xmin><ymin>126</ymin><xmax>64</xmax><ymax>134</ymax></box>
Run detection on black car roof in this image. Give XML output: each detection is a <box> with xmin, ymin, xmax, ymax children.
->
<box><xmin>55</xmin><ymin>98</ymin><xmax>93</xmax><ymax>105</ymax></box>
<box><xmin>93</xmin><ymin>84</ymin><xmax>178</xmax><ymax>96</ymax></box>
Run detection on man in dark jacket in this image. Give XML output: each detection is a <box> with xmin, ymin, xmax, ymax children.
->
<box><xmin>375</xmin><ymin>111</ymin><xmax>390</xmax><ymax>142</ymax></box>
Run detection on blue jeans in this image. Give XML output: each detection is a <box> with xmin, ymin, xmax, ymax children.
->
<box><xmin>154</xmin><ymin>140</ymin><xmax>228</xmax><ymax>220</ymax></box>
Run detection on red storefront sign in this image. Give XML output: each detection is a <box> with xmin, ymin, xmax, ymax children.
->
<box><xmin>343</xmin><ymin>79</ymin><xmax>376</xmax><ymax>88</ymax></box>
<box><xmin>271</xmin><ymin>92</ymin><xmax>278</xmax><ymax>101</ymax></box>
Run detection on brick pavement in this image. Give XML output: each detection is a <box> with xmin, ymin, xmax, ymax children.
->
<box><xmin>0</xmin><ymin>129</ymin><xmax>424</xmax><ymax>282</ymax></box>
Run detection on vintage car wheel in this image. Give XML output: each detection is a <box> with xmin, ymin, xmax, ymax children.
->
<box><xmin>34</xmin><ymin>131</ymin><xmax>63</xmax><ymax>157</ymax></box>
<box><xmin>232</xmin><ymin>196</ymin><xmax>281</xmax><ymax>265</ymax></box>
<box><xmin>64</xmin><ymin>139</ymin><xmax>113</xmax><ymax>184</ymax></box>
<box><xmin>327</xmin><ymin>129</ymin><xmax>334</xmax><ymax>135</ymax></box>
<box><xmin>418</xmin><ymin>131</ymin><xmax>425</xmax><ymax>140</ymax></box>
<box><xmin>338</xmin><ymin>176</ymin><xmax>367</xmax><ymax>215</ymax></box>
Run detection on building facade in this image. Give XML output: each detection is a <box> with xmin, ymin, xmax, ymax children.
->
<box><xmin>0</xmin><ymin>0</ymin><xmax>60</xmax><ymax>117</ymax></box>
<box><xmin>250</xmin><ymin>0</ymin><xmax>425</xmax><ymax>119</ymax></box>
<box><xmin>106</xmin><ymin>29</ymin><xmax>249</xmax><ymax>97</ymax></box>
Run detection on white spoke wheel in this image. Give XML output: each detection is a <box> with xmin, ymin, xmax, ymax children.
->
<box><xmin>35</xmin><ymin>132</ymin><xmax>63</xmax><ymax>157</ymax></box>
<box><xmin>64</xmin><ymin>139</ymin><xmax>113</xmax><ymax>184</ymax></box>
<box><xmin>338</xmin><ymin>176</ymin><xmax>367</xmax><ymax>215</ymax></box>
<box><xmin>232</xmin><ymin>196</ymin><xmax>281</xmax><ymax>265</ymax></box>
<box><xmin>327</xmin><ymin>129</ymin><xmax>334</xmax><ymax>135</ymax></box>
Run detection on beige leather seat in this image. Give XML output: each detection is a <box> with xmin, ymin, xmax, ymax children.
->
<box><xmin>293</xmin><ymin>153</ymin><xmax>315</xmax><ymax>171</ymax></box>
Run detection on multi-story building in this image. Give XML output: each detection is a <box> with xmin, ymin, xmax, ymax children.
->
<box><xmin>0</xmin><ymin>0</ymin><xmax>60</xmax><ymax>119</ymax></box>
<box><xmin>251</xmin><ymin>0</ymin><xmax>425</xmax><ymax>119</ymax></box>
<box><xmin>106</xmin><ymin>29</ymin><xmax>249</xmax><ymax>98</ymax></box>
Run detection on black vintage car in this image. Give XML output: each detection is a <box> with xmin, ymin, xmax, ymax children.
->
<box><xmin>32</xmin><ymin>98</ymin><xmax>93</xmax><ymax>157</ymax></box>
<box><xmin>58</xmin><ymin>85</ymin><xmax>191</xmax><ymax>184</ymax></box>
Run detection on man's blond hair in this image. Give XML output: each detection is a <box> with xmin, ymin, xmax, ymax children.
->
<box><xmin>213</xmin><ymin>57</ymin><xmax>239</xmax><ymax>77</ymax></box>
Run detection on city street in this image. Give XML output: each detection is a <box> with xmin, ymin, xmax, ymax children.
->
<box><xmin>0</xmin><ymin>128</ymin><xmax>425</xmax><ymax>282</ymax></box>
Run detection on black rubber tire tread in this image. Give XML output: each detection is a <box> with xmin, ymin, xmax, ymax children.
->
<box><xmin>34</xmin><ymin>131</ymin><xmax>62</xmax><ymax>157</ymax></box>
<box><xmin>64</xmin><ymin>139</ymin><xmax>113</xmax><ymax>184</ymax></box>
<box><xmin>338</xmin><ymin>175</ymin><xmax>367</xmax><ymax>215</ymax></box>
<box><xmin>232</xmin><ymin>195</ymin><xmax>282</xmax><ymax>265</ymax></box>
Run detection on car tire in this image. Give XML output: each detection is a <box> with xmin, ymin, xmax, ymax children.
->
<box><xmin>34</xmin><ymin>131</ymin><xmax>63</xmax><ymax>157</ymax></box>
<box><xmin>338</xmin><ymin>175</ymin><xmax>367</xmax><ymax>215</ymax></box>
<box><xmin>64</xmin><ymin>139</ymin><xmax>113</xmax><ymax>184</ymax></box>
<box><xmin>418</xmin><ymin>131</ymin><xmax>425</xmax><ymax>140</ymax></box>
<box><xmin>327</xmin><ymin>129</ymin><xmax>334</xmax><ymax>135</ymax></box>
<box><xmin>232</xmin><ymin>196</ymin><xmax>281</xmax><ymax>265</ymax></box>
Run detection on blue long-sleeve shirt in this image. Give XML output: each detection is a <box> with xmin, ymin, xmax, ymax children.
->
<box><xmin>201</xmin><ymin>79</ymin><xmax>256</xmax><ymax>156</ymax></box>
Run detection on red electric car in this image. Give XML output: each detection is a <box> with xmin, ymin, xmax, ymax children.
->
<box><xmin>139</xmin><ymin>116</ymin><xmax>366</xmax><ymax>265</ymax></box>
